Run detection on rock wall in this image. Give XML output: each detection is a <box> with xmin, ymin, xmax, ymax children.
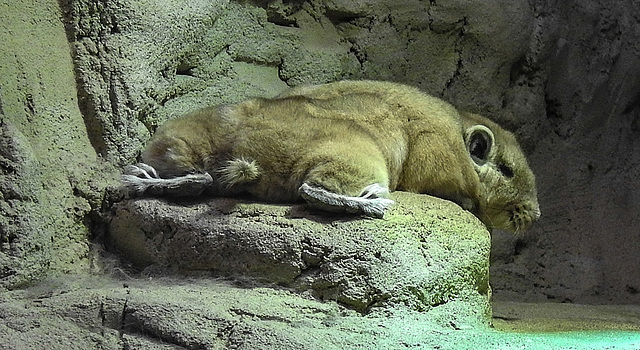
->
<box><xmin>0</xmin><ymin>0</ymin><xmax>112</xmax><ymax>289</ymax></box>
<box><xmin>490</xmin><ymin>0</ymin><xmax>640</xmax><ymax>304</ymax></box>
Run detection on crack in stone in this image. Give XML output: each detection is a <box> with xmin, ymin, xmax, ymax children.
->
<box><xmin>118</xmin><ymin>286</ymin><xmax>130</xmax><ymax>339</ymax></box>
<box><xmin>444</xmin><ymin>17</ymin><xmax>468</xmax><ymax>94</ymax></box>
<box><xmin>229</xmin><ymin>307</ymin><xmax>292</xmax><ymax>324</ymax></box>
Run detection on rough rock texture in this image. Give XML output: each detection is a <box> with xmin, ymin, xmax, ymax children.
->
<box><xmin>4</xmin><ymin>278</ymin><xmax>484</xmax><ymax>350</ymax></box>
<box><xmin>63</xmin><ymin>0</ymin><xmax>357</xmax><ymax>165</ymax></box>
<box><xmin>108</xmin><ymin>192</ymin><xmax>492</xmax><ymax>315</ymax></box>
<box><xmin>0</xmin><ymin>0</ymin><xmax>113</xmax><ymax>289</ymax></box>
<box><xmin>489</xmin><ymin>0</ymin><xmax>640</xmax><ymax>304</ymax></box>
<box><xmin>2</xmin><ymin>278</ymin><xmax>640</xmax><ymax>350</ymax></box>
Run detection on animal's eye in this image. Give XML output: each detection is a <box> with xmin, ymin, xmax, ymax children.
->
<box><xmin>499</xmin><ymin>163</ymin><xmax>514</xmax><ymax>178</ymax></box>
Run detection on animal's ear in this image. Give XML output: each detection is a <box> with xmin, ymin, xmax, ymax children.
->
<box><xmin>465</xmin><ymin>125</ymin><xmax>495</xmax><ymax>166</ymax></box>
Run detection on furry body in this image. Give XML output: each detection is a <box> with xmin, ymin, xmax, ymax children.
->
<box><xmin>123</xmin><ymin>80</ymin><xmax>540</xmax><ymax>232</ymax></box>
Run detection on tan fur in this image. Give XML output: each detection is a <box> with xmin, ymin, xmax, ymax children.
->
<box><xmin>124</xmin><ymin>80</ymin><xmax>540</xmax><ymax>232</ymax></box>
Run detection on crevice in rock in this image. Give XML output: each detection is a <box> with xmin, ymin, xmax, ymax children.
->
<box><xmin>119</xmin><ymin>289</ymin><xmax>129</xmax><ymax>335</ymax></box>
<box><xmin>258</xmin><ymin>0</ymin><xmax>303</xmax><ymax>27</ymax></box>
<box><xmin>443</xmin><ymin>17</ymin><xmax>468</xmax><ymax>94</ymax></box>
<box><xmin>229</xmin><ymin>307</ymin><xmax>292</xmax><ymax>323</ymax></box>
<box><xmin>176</xmin><ymin>62</ymin><xmax>197</xmax><ymax>77</ymax></box>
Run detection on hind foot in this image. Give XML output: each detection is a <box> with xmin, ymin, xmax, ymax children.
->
<box><xmin>121</xmin><ymin>163</ymin><xmax>213</xmax><ymax>197</ymax></box>
<box><xmin>123</xmin><ymin>163</ymin><xmax>160</xmax><ymax>179</ymax></box>
<box><xmin>298</xmin><ymin>183</ymin><xmax>394</xmax><ymax>218</ymax></box>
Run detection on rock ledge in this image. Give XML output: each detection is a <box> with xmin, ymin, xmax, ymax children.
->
<box><xmin>109</xmin><ymin>191</ymin><xmax>491</xmax><ymax>316</ymax></box>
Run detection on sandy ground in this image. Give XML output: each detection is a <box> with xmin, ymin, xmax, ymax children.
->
<box><xmin>493</xmin><ymin>300</ymin><xmax>640</xmax><ymax>333</ymax></box>
<box><xmin>490</xmin><ymin>301</ymin><xmax>640</xmax><ymax>349</ymax></box>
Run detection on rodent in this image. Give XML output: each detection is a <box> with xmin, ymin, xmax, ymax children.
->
<box><xmin>122</xmin><ymin>80</ymin><xmax>540</xmax><ymax>233</ymax></box>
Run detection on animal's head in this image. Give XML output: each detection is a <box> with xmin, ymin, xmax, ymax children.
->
<box><xmin>461</xmin><ymin>112</ymin><xmax>541</xmax><ymax>233</ymax></box>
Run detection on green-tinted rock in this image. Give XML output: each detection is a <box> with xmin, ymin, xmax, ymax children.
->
<box><xmin>109</xmin><ymin>191</ymin><xmax>492</xmax><ymax>321</ymax></box>
<box><xmin>0</xmin><ymin>0</ymin><xmax>115</xmax><ymax>289</ymax></box>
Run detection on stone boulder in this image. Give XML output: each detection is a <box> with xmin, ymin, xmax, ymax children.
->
<box><xmin>108</xmin><ymin>191</ymin><xmax>491</xmax><ymax>319</ymax></box>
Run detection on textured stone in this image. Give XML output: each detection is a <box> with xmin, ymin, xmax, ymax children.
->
<box><xmin>109</xmin><ymin>192</ymin><xmax>492</xmax><ymax>315</ymax></box>
<box><xmin>489</xmin><ymin>0</ymin><xmax>640</xmax><ymax>304</ymax></box>
<box><xmin>2</xmin><ymin>278</ymin><xmax>639</xmax><ymax>349</ymax></box>
<box><xmin>0</xmin><ymin>0</ymin><xmax>113</xmax><ymax>289</ymax></box>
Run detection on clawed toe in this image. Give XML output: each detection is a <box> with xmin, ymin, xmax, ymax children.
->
<box><xmin>122</xmin><ymin>163</ymin><xmax>159</xmax><ymax>179</ymax></box>
<box><xmin>359</xmin><ymin>183</ymin><xmax>390</xmax><ymax>199</ymax></box>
